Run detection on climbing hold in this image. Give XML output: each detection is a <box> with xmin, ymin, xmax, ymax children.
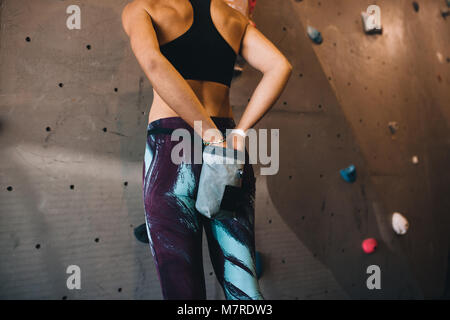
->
<box><xmin>248</xmin><ymin>0</ymin><xmax>257</xmax><ymax>16</ymax></box>
<box><xmin>412</xmin><ymin>155</ymin><xmax>419</xmax><ymax>164</ymax></box>
<box><xmin>134</xmin><ymin>223</ymin><xmax>149</xmax><ymax>243</ymax></box>
<box><xmin>441</xmin><ymin>0</ymin><xmax>450</xmax><ymax>17</ymax></box>
<box><xmin>255</xmin><ymin>251</ymin><xmax>263</xmax><ymax>279</ymax></box>
<box><xmin>412</xmin><ymin>2</ymin><xmax>419</xmax><ymax>12</ymax></box>
<box><xmin>340</xmin><ymin>164</ymin><xmax>357</xmax><ymax>183</ymax></box>
<box><xmin>361</xmin><ymin>5</ymin><xmax>382</xmax><ymax>34</ymax></box>
<box><xmin>392</xmin><ymin>212</ymin><xmax>409</xmax><ymax>235</ymax></box>
<box><xmin>388</xmin><ymin>121</ymin><xmax>399</xmax><ymax>134</ymax></box>
<box><xmin>307</xmin><ymin>26</ymin><xmax>323</xmax><ymax>44</ymax></box>
<box><xmin>362</xmin><ymin>238</ymin><xmax>377</xmax><ymax>254</ymax></box>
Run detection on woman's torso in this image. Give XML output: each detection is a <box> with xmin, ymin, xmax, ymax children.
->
<box><xmin>140</xmin><ymin>0</ymin><xmax>247</xmax><ymax>124</ymax></box>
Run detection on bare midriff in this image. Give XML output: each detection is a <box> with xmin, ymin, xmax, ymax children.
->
<box><xmin>148</xmin><ymin>79</ymin><xmax>234</xmax><ymax>125</ymax></box>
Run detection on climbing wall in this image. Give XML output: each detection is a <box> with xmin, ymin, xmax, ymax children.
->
<box><xmin>295</xmin><ymin>0</ymin><xmax>450</xmax><ymax>298</ymax></box>
<box><xmin>248</xmin><ymin>0</ymin><xmax>450</xmax><ymax>298</ymax></box>
<box><xmin>0</xmin><ymin>0</ymin><xmax>449</xmax><ymax>299</ymax></box>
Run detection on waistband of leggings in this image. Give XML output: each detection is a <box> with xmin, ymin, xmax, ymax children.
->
<box><xmin>147</xmin><ymin>116</ymin><xmax>236</xmax><ymax>136</ymax></box>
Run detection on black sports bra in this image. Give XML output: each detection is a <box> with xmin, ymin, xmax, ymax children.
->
<box><xmin>159</xmin><ymin>0</ymin><xmax>238</xmax><ymax>87</ymax></box>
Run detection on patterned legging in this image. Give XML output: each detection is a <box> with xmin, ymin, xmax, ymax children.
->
<box><xmin>142</xmin><ymin>116</ymin><xmax>264</xmax><ymax>300</ymax></box>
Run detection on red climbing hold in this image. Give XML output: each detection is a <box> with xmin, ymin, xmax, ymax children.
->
<box><xmin>248</xmin><ymin>0</ymin><xmax>257</xmax><ymax>15</ymax></box>
<box><xmin>362</xmin><ymin>238</ymin><xmax>377</xmax><ymax>254</ymax></box>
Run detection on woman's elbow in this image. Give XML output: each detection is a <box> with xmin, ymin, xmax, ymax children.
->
<box><xmin>143</xmin><ymin>52</ymin><xmax>163</xmax><ymax>72</ymax></box>
<box><xmin>276</xmin><ymin>58</ymin><xmax>293</xmax><ymax>79</ymax></box>
<box><xmin>131</xmin><ymin>42</ymin><xmax>163</xmax><ymax>72</ymax></box>
<box><xmin>267</xmin><ymin>56</ymin><xmax>292</xmax><ymax>75</ymax></box>
<box><xmin>282</xmin><ymin>58</ymin><xmax>293</xmax><ymax>73</ymax></box>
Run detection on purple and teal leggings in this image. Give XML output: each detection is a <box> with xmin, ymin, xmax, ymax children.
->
<box><xmin>142</xmin><ymin>116</ymin><xmax>264</xmax><ymax>300</ymax></box>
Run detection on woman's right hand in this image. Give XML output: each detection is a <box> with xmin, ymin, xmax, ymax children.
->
<box><xmin>202</xmin><ymin>127</ymin><xmax>246</xmax><ymax>151</ymax></box>
<box><xmin>204</xmin><ymin>134</ymin><xmax>243</xmax><ymax>151</ymax></box>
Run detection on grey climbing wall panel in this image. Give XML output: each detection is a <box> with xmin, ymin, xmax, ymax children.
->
<box><xmin>287</xmin><ymin>0</ymin><xmax>450</xmax><ymax>298</ymax></box>
<box><xmin>0</xmin><ymin>0</ymin><xmax>449</xmax><ymax>299</ymax></box>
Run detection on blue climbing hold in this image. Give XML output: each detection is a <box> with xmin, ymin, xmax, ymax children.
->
<box><xmin>134</xmin><ymin>223</ymin><xmax>149</xmax><ymax>243</ymax></box>
<box><xmin>307</xmin><ymin>26</ymin><xmax>323</xmax><ymax>44</ymax></box>
<box><xmin>340</xmin><ymin>164</ymin><xmax>357</xmax><ymax>183</ymax></box>
<box><xmin>443</xmin><ymin>1</ymin><xmax>450</xmax><ymax>19</ymax></box>
<box><xmin>255</xmin><ymin>251</ymin><xmax>263</xmax><ymax>279</ymax></box>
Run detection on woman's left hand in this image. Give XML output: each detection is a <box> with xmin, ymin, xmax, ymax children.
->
<box><xmin>225</xmin><ymin>132</ymin><xmax>246</xmax><ymax>151</ymax></box>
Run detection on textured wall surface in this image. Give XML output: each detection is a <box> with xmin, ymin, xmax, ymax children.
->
<box><xmin>0</xmin><ymin>0</ymin><xmax>449</xmax><ymax>299</ymax></box>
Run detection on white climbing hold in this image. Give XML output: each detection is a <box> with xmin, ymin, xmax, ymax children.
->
<box><xmin>392</xmin><ymin>212</ymin><xmax>409</xmax><ymax>235</ymax></box>
<box><xmin>361</xmin><ymin>5</ymin><xmax>382</xmax><ymax>34</ymax></box>
<box><xmin>307</xmin><ymin>26</ymin><xmax>323</xmax><ymax>44</ymax></box>
<box><xmin>412</xmin><ymin>155</ymin><xmax>419</xmax><ymax>164</ymax></box>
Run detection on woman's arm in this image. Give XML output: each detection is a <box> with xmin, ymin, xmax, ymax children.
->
<box><xmin>121</xmin><ymin>1</ymin><xmax>224</xmax><ymax>143</ymax></box>
<box><xmin>236</xmin><ymin>22</ymin><xmax>293</xmax><ymax>132</ymax></box>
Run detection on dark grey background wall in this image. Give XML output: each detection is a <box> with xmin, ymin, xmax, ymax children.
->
<box><xmin>0</xmin><ymin>0</ymin><xmax>449</xmax><ymax>299</ymax></box>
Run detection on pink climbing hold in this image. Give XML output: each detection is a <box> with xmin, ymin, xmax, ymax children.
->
<box><xmin>248</xmin><ymin>0</ymin><xmax>257</xmax><ymax>15</ymax></box>
<box><xmin>362</xmin><ymin>238</ymin><xmax>378</xmax><ymax>254</ymax></box>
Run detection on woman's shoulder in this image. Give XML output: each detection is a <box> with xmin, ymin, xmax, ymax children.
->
<box><xmin>121</xmin><ymin>0</ymin><xmax>167</xmax><ymax>33</ymax></box>
<box><xmin>213</xmin><ymin>0</ymin><xmax>250</xmax><ymax>25</ymax></box>
<box><xmin>212</xmin><ymin>0</ymin><xmax>251</xmax><ymax>46</ymax></box>
<box><xmin>122</xmin><ymin>0</ymin><xmax>153</xmax><ymax>12</ymax></box>
<box><xmin>122</xmin><ymin>0</ymin><xmax>163</xmax><ymax>18</ymax></box>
